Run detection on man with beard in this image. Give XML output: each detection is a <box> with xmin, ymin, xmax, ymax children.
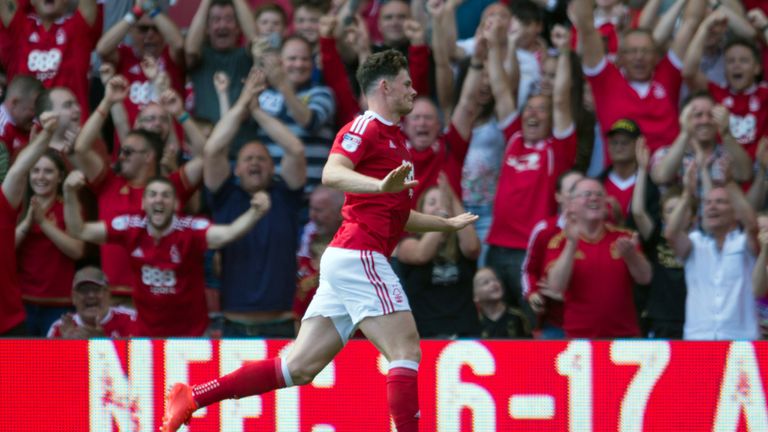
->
<box><xmin>63</xmin><ymin>174</ymin><xmax>271</xmax><ymax>337</ymax></box>
<box><xmin>161</xmin><ymin>49</ymin><xmax>478</xmax><ymax>432</ymax></box>
<box><xmin>72</xmin><ymin>75</ymin><xmax>203</xmax><ymax>302</ymax></box>
<box><xmin>0</xmin><ymin>0</ymin><xmax>99</xmax><ymax>116</ymax></box>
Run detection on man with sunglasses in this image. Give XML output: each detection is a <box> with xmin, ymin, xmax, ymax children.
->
<box><xmin>71</xmin><ymin>76</ymin><xmax>203</xmax><ymax>304</ymax></box>
<box><xmin>96</xmin><ymin>0</ymin><xmax>185</xmax><ymax>129</ymax></box>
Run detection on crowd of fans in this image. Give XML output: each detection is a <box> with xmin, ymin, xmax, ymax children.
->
<box><xmin>2</xmin><ymin>0</ymin><xmax>768</xmax><ymax>340</ymax></box>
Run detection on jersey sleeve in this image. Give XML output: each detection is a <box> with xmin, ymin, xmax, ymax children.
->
<box><xmin>498</xmin><ymin>111</ymin><xmax>522</xmax><ymax>143</ymax></box>
<box><xmin>105</xmin><ymin>214</ymin><xmax>138</xmax><ymax>246</ymax></box>
<box><xmin>655</xmin><ymin>53</ymin><xmax>684</xmax><ymax>106</ymax></box>
<box><xmin>445</xmin><ymin>122</ymin><xmax>471</xmax><ymax>166</ymax></box>
<box><xmin>552</xmin><ymin>126</ymin><xmax>578</xmax><ymax>173</ymax></box>
<box><xmin>522</xmin><ymin>221</ymin><xmax>552</xmax><ymax>298</ymax></box>
<box><xmin>330</xmin><ymin>121</ymin><xmax>369</xmax><ymax>166</ymax></box>
<box><xmin>186</xmin><ymin>217</ymin><xmax>212</xmax><ymax>255</ymax></box>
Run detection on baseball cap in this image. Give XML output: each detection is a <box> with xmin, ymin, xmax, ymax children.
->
<box><xmin>72</xmin><ymin>266</ymin><xmax>108</xmax><ymax>291</ymax></box>
<box><xmin>607</xmin><ymin>119</ymin><xmax>641</xmax><ymax>139</ymax></box>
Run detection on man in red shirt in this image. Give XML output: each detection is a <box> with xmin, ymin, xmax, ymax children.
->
<box><xmin>0</xmin><ymin>109</ymin><xmax>58</xmax><ymax>336</ymax></box>
<box><xmin>72</xmin><ymin>75</ymin><xmax>203</xmax><ymax>302</ymax></box>
<box><xmin>47</xmin><ymin>266</ymin><xmax>137</xmax><ymax>338</ymax></box>
<box><xmin>545</xmin><ymin>178</ymin><xmax>652</xmax><ymax>338</ymax></box>
<box><xmin>572</xmin><ymin>0</ymin><xmax>705</xmax><ymax>157</ymax></box>
<box><xmin>404</xmin><ymin>51</ymin><xmax>482</xmax><ymax>203</ymax></box>
<box><xmin>0</xmin><ymin>75</ymin><xmax>44</xmax><ymax>160</ymax></box>
<box><xmin>64</xmin><ymin>174</ymin><xmax>272</xmax><ymax>337</ymax></box>
<box><xmin>685</xmin><ymin>13</ymin><xmax>768</xmax><ymax>160</ymax></box>
<box><xmin>96</xmin><ymin>0</ymin><xmax>185</xmax><ymax>127</ymax></box>
<box><xmin>0</xmin><ymin>0</ymin><xmax>99</xmax><ymax>116</ymax></box>
<box><xmin>162</xmin><ymin>50</ymin><xmax>478</xmax><ymax>432</ymax></box>
<box><xmin>522</xmin><ymin>170</ymin><xmax>583</xmax><ymax>339</ymax></box>
<box><xmin>483</xmin><ymin>18</ymin><xmax>576</xmax><ymax>308</ymax></box>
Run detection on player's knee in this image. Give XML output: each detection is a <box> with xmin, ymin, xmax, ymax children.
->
<box><xmin>392</xmin><ymin>344</ymin><xmax>421</xmax><ymax>364</ymax></box>
<box><xmin>287</xmin><ymin>359</ymin><xmax>323</xmax><ymax>386</ymax></box>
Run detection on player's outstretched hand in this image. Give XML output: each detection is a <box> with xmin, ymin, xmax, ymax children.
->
<box><xmin>379</xmin><ymin>162</ymin><xmax>418</xmax><ymax>193</ymax></box>
<box><xmin>445</xmin><ymin>212</ymin><xmax>479</xmax><ymax>230</ymax></box>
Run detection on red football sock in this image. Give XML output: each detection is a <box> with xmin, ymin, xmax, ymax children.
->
<box><xmin>387</xmin><ymin>367</ymin><xmax>420</xmax><ymax>432</ymax></box>
<box><xmin>192</xmin><ymin>358</ymin><xmax>286</xmax><ymax>408</ymax></box>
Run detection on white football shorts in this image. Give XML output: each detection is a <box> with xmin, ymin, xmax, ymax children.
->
<box><xmin>303</xmin><ymin>246</ymin><xmax>411</xmax><ymax>343</ymax></box>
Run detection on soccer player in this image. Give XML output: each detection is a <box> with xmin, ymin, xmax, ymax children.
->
<box><xmin>63</xmin><ymin>173</ymin><xmax>272</xmax><ymax>337</ymax></box>
<box><xmin>161</xmin><ymin>49</ymin><xmax>478</xmax><ymax>432</ymax></box>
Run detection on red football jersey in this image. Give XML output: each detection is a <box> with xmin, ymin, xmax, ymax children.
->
<box><xmin>0</xmin><ymin>105</ymin><xmax>30</xmax><ymax>158</ymax></box>
<box><xmin>4</xmin><ymin>10</ymin><xmax>98</xmax><ymax>116</ymax></box>
<box><xmin>47</xmin><ymin>306</ymin><xmax>137</xmax><ymax>338</ymax></box>
<box><xmin>89</xmin><ymin>167</ymin><xmax>195</xmax><ymax>295</ymax></box>
<box><xmin>0</xmin><ymin>189</ymin><xmax>26</xmax><ymax>333</ymax></box>
<box><xmin>544</xmin><ymin>226</ymin><xmax>642</xmax><ymax>338</ymax></box>
<box><xmin>409</xmin><ymin>122</ymin><xmax>470</xmax><ymax>206</ymax></box>
<box><xmin>709</xmin><ymin>82</ymin><xmax>768</xmax><ymax>160</ymax></box>
<box><xmin>486</xmin><ymin>114</ymin><xmax>577</xmax><ymax>250</ymax></box>
<box><xmin>17</xmin><ymin>198</ymin><xmax>75</xmax><ymax>306</ymax></box>
<box><xmin>586</xmin><ymin>54</ymin><xmax>683</xmax><ymax>157</ymax></box>
<box><xmin>329</xmin><ymin>110</ymin><xmax>414</xmax><ymax>256</ymax></box>
<box><xmin>106</xmin><ymin>214</ymin><xmax>211</xmax><ymax>337</ymax></box>
<box><xmin>117</xmin><ymin>45</ymin><xmax>186</xmax><ymax>124</ymax></box>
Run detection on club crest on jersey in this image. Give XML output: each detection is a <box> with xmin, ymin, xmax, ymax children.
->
<box><xmin>341</xmin><ymin>133</ymin><xmax>361</xmax><ymax>152</ymax></box>
<box><xmin>170</xmin><ymin>245</ymin><xmax>181</xmax><ymax>264</ymax></box>
<box><xmin>56</xmin><ymin>29</ymin><xmax>66</xmax><ymax>45</ymax></box>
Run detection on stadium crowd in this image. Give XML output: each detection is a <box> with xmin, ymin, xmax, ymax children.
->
<box><xmin>2</xmin><ymin>0</ymin><xmax>768</xmax><ymax>340</ymax></box>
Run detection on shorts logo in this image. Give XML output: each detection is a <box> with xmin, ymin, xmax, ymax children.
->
<box><xmin>392</xmin><ymin>288</ymin><xmax>404</xmax><ymax>304</ymax></box>
<box><xmin>341</xmin><ymin>133</ymin><xmax>361</xmax><ymax>152</ymax></box>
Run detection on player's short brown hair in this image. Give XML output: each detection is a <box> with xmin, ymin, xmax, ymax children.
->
<box><xmin>7</xmin><ymin>74</ymin><xmax>43</xmax><ymax>101</ymax></box>
<box><xmin>144</xmin><ymin>176</ymin><xmax>178</xmax><ymax>199</ymax></box>
<box><xmin>356</xmin><ymin>49</ymin><xmax>409</xmax><ymax>96</ymax></box>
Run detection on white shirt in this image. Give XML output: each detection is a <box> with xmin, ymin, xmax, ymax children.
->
<box><xmin>683</xmin><ymin>230</ymin><xmax>759</xmax><ymax>340</ymax></box>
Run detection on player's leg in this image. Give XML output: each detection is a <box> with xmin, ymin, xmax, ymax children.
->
<box><xmin>161</xmin><ymin>316</ymin><xmax>343</xmax><ymax>432</ymax></box>
<box><xmin>359</xmin><ymin>312</ymin><xmax>422</xmax><ymax>432</ymax></box>
<box><xmin>285</xmin><ymin>316</ymin><xmax>345</xmax><ymax>385</ymax></box>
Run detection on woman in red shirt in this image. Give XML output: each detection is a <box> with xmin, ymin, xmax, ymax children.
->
<box><xmin>16</xmin><ymin>149</ymin><xmax>84</xmax><ymax>336</ymax></box>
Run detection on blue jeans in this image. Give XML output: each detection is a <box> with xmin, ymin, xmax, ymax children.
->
<box><xmin>464</xmin><ymin>203</ymin><xmax>493</xmax><ymax>267</ymax></box>
<box><xmin>24</xmin><ymin>303</ymin><xmax>72</xmax><ymax>337</ymax></box>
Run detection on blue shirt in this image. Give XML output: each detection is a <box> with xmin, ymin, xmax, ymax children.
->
<box><xmin>209</xmin><ymin>175</ymin><xmax>303</xmax><ymax>312</ymax></box>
